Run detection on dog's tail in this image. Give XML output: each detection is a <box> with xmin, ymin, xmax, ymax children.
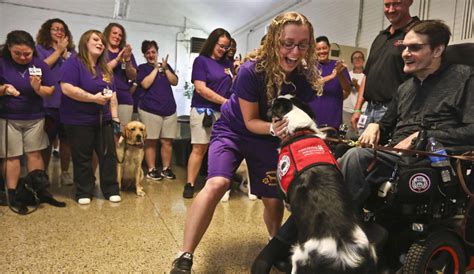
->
<box><xmin>291</xmin><ymin>225</ymin><xmax>376</xmax><ymax>273</ymax></box>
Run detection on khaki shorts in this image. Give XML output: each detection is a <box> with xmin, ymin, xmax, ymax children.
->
<box><xmin>190</xmin><ymin>107</ymin><xmax>221</xmax><ymax>144</ymax></box>
<box><xmin>138</xmin><ymin>109</ymin><xmax>178</xmax><ymax>140</ymax></box>
<box><xmin>0</xmin><ymin>118</ymin><xmax>49</xmax><ymax>158</ymax></box>
<box><xmin>118</xmin><ymin>104</ymin><xmax>133</xmax><ymax>126</ymax></box>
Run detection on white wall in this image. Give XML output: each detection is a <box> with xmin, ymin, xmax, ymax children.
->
<box><xmin>233</xmin><ymin>0</ymin><xmax>473</xmax><ymax>58</ymax></box>
<box><xmin>0</xmin><ymin>3</ymin><xmax>208</xmax><ymax>116</ymax></box>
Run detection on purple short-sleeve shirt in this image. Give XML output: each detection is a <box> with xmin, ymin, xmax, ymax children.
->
<box><xmin>108</xmin><ymin>51</ymin><xmax>137</xmax><ymax>105</ymax></box>
<box><xmin>136</xmin><ymin>63</ymin><xmax>177</xmax><ymax>116</ymax></box>
<box><xmin>218</xmin><ymin>60</ymin><xmax>315</xmax><ymax>138</ymax></box>
<box><xmin>0</xmin><ymin>56</ymin><xmax>54</xmax><ymax>120</ymax></box>
<box><xmin>308</xmin><ymin>59</ymin><xmax>350</xmax><ymax>128</ymax></box>
<box><xmin>36</xmin><ymin>45</ymin><xmax>76</xmax><ymax>109</ymax></box>
<box><xmin>191</xmin><ymin>55</ymin><xmax>233</xmax><ymax>111</ymax></box>
<box><xmin>59</xmin><ymin>56</ymin><xmax>114</xmax><ymax>126</ymax></box>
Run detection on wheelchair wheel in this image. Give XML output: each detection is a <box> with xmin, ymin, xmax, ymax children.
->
<box><xmin>402</xmin><ymin>232</ymin><xmax>466</xmax><ymax>274</ymax></box>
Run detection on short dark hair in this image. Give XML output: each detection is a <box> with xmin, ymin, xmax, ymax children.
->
<box><xmin>315</xmin><ymin>35</ymin><xmax>330</xmax><ymax>46</ymax></box>
<box><xmin>103</xmin><ymin>22</ymin><xmax>127</xmax><ymax>49</ymax></box>
<box><xmin>0</xmin><ymin>30</ymin><xmax>36</xmax><ymax>59</ymax></box>
<box><xmin>200</xmin><ymin>28</ymin><xmax>231</xmax><ymax>59</ymax></box>
<box><xmin>141</xmin><ymin>40</ymin><xmax>158</xmax><ymax>54</ymax></box>
<box><xmin>409</xmin><ymin>20</ymin><xmax>451</xmax><ymax>50</ymax></box>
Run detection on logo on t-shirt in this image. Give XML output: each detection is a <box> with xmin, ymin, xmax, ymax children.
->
<box><xmin>102</xmin><ymin>73</ymin><xmax>112</xmax><ymax>84</ymax></box>
<box><xmin>393</xmin><ymin>40</ymin><xmax>404</xmax><ymax>47</ymax></box>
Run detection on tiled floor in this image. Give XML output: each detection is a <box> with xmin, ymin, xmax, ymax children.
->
<box><xmin>1</xmin><ymin>158</ymin><xmax>287</xmax><ymax>273</ymax></box>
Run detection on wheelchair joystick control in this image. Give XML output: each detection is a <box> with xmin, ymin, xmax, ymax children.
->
<box><xmin>426</xmin><ymin>137</ymin><xmax>451</xmax><ymax>183</ymax></box>
<box><xmin>378</xmin><ymin>181</ymin><xmax>393</xmax><ymax>197</ymax></box>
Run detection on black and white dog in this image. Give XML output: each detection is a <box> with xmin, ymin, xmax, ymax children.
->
<box><xmin>272</xmin><ymin>95</ymin><xmax>377</xmax><ymax>274</ymax></box>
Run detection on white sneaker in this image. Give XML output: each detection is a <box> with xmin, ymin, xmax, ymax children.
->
<box><xmin>60</xmin><ymin>172</ymin><xmax>74</xmax><ymax>185</ymax></box>
<box><xmin>109</xmin><ymin>195</ymin><xmax>121</xmax><ymax>203</ymax></box>
<box><xmin>78</xmin><ymin>198</ymin><xmax>91</xmax><ymax>205</ymax></box>
<box><xmin>220</xmin><ymin>189</ymin><xmax>230</xmax><ymax>202</ymax></box>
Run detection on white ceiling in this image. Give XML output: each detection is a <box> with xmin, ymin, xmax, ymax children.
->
<box><xmin>2</xmin><ymin>0</ymin><xmax>296</xmax><ymax>34</ymax></box>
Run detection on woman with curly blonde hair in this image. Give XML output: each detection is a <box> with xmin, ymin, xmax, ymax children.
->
<box><xmin>171</xmin><ymin>11</ymin><xmax>321</xmax><ymax>273</ymax></box>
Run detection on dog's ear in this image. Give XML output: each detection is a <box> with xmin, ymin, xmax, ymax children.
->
<box><xmin>142</xmin><ymin>125</ymin><xmax>147</xmax><ymax>140</ymax></box>
<box><xmin>124</xmin><ymin>125</ymin><xmax>131</xmax><ymax>140</ymax></box>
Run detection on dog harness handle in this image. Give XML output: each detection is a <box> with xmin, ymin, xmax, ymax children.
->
<box><xmin>277</xmin><ymin>134</ymin><xmax>339</xmax><ymax>197</ymax></box>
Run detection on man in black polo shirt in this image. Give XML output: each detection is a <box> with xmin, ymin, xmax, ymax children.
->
<box><xmin>351</xmin><ymin>0</ymin><xmax>419</xmax><ymax>133</ymax></box>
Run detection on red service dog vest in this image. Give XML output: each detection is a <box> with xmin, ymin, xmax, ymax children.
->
<box><xmin>277</xmin><ymin>133</ymin><xmax>339</xmax><ymax>196</ymax></box>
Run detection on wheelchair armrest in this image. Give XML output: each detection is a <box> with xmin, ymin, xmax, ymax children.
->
<box><xmin>445</xmin><ymin>146</ymin><xmax>474</xmax><ymax>155</ymax></box>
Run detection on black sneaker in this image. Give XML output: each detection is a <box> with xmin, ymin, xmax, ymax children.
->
<box><xmin>146</xmin><ymin>168</ymin><xmax>163</xmax><ymax>181</ymax></box>
<box><xmin>171</xmin><ymin>252</ymin><xmax>193</xmax><ymax>273</ymax></box>
<box><xmin>161</xmin><ymin>168</ymin><xmax>176</xmax><ymax>179</ymax></box>
<box><xmin>182</xmin><ymin>183</ymin><xmax>194</xmax><ymax>199</ymax></box>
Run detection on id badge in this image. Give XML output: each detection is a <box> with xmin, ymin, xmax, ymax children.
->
<box><xmin>29</xmin><ymin>66</ymin><xmax>42</xmax><ymax>77</ymax></box>
<box><xmin>121</xmin><ymin>62</ymin><xmax>126</xmax><ymax>70</ymax></box>
<box><xmin>102</xmin><ymin>87</ymin><xmax>113</xmax><ymax>96</ymax></box>
<box><xmin>357</xmin><ymin>114</ymin><xmax>368</xmax><ymax>129</ymax></box>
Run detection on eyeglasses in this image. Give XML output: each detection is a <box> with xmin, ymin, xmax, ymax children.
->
<box><xmin>401</xmin><ymin>43</ymin><xmax>428</xmax><ymax>53</ymax></box>
<box><xmin>12</xmin><ymin>50</ymin><xmax>33</xmax><ymax>58</ymax></box>
<box><xmin>51</xmin><ymin>28</ymin><xmax>66</xmax><ymax>33</ymax></box>
<box><xmin>217</xmin><ymin>43</ymin><xmax>230</xmax><ymax>51</ymax></box>
<box><xmin>281</xmin><ymin>40</ymin><xmax>310</xmax><ymax>51</ymax></box>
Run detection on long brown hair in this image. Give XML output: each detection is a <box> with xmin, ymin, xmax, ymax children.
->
<box><xmin>200</xmin><ymin>28</ymin><xmax>231</xmax><ymax>60</ymax></box>
<box><xmin>246</xmin><ymin>12</ymin><xmax>322</xmax><ymax>101</ymax></box>
<box><xmin>36</xmin><ymin>18</ymin><xmax>75</xmax><ymax>50</ymax></box>
<box><xmin>103</xmin><ymin>22</ymin><xmax>126</xmax><ymax>49</ymax></box>
<box><xmin>77</xmin><ymin>30</ymin><xmax>112</xmax><ymax>82</ymax></box>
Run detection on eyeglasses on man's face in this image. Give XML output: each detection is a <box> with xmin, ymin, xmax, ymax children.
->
<box><xmin>401</xmin><ymin>43</ymin><xmax>428</xmax><ymax>53</ymax></box>
<box><xmin>281</xmin><ymin>40</ymin><xmax>310</xmax><ymax>51</ymax></box>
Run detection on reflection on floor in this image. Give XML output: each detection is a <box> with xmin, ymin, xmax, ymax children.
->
<box><xmin>1</xmin><ymin>158</ymin><xmax>289</xmax><ymax>273</ymax></box>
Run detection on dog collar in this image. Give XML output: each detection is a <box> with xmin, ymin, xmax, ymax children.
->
<box><xmin>277</xmin><ymin>134</ymin><xmax>339</xmax><ymax>198</ymax></box>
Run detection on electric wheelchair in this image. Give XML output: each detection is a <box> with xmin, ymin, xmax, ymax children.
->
<box><xmin>362</xmin><ymin>145</ymin><xmax>474</xmax><ymax>273</ymax></box>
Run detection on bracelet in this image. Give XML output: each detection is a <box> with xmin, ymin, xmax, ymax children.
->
<box><xmin>353</xmin><ymin>109</ymin><xmax>363</xmax><ymax>113</ymax></box>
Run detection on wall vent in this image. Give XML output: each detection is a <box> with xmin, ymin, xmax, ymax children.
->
<box><xmin>190</xmin><ymin>37</ymin><xmax>206</xmax><ymax>53</ymax></box>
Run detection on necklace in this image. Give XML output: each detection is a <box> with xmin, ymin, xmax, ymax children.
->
<box><xmin>18</xmin><ymin>68</ymin><xmax>28</xmax><ymax>78</ymax></box>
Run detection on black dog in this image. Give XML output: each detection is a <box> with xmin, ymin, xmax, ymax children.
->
<box><xmin>272</xmin><ymin>96</ymin><xmax>377</xmax><ymax>273</ymax></box>
<box><xmin>15</xmin><ymin>169</ymin><xmax>66</xmax><ymax>214</ymax></box>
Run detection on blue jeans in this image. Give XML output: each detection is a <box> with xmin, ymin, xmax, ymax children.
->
<box><xmin>338</xmin><ymin>147</ymin><xmax>400</xmax><ymax>207</ymax></box>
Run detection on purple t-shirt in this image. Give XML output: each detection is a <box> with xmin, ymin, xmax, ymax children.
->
<box><xmin>218</xmin><ymin>60</ymin><xmax>315</xmax><ymax>138</ymax></box>
<box><xmin>108</xmin><ymin>51</ymin><xmax>137</xmax><ymax>105</ymax></box>
<box><xmin>36</xmin><ymin>45</ymin><xmax>76</xmax><ymax>109</ymax></box>
<box><xmin>59</xmin><ymin>56</ymin><xmax>114</xmax><ymax>126</ymax></box>
<box><xmin>191</xmin><ymin>55</ymin><xmax>233</xmax><ymax>111</ymax></box>
<box><xmin>136</xmin><ymin>63</ymin><xmax>177</xmax><ymax>116</ymax></box>
<box><xmin>308</xmin><ymin>59</ymin><xmax>350</xmax><ymax>128</ymax></box>
<box><xmin>0</xmin><ymin>56</ymin><xmax>54</xmax><ymax>120</ymax></box>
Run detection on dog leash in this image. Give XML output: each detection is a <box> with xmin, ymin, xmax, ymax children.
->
<box><xmin>324</xmin><ymin>136</ymin><xmax>474</xmax><ymax>197</ymax></box>
<box><xmin>324</xmin><ymin>136</ymin><xmax>474</xmax><ymax>162</ymax></box>
<box><xmin>2</xmin><ymin>97</ymin><xmax>39</xmax><ymax>215</ymax></box>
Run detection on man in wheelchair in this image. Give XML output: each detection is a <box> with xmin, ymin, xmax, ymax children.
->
<box><xmin>339</xmin><ymin>20</ymin><xmax>474</xmax><ymax>273</ymax></box>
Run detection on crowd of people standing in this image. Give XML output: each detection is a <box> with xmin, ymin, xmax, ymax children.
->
<box><xmin>3</xmin><ymin>1</ymin><xmax>472</xmax><ymax>272</ymax></box>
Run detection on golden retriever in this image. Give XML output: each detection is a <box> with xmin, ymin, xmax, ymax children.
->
<box><xmin>116</xmin><ymin>121</ymin><xmax>147</xmax><ymax>196</ymax></box>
